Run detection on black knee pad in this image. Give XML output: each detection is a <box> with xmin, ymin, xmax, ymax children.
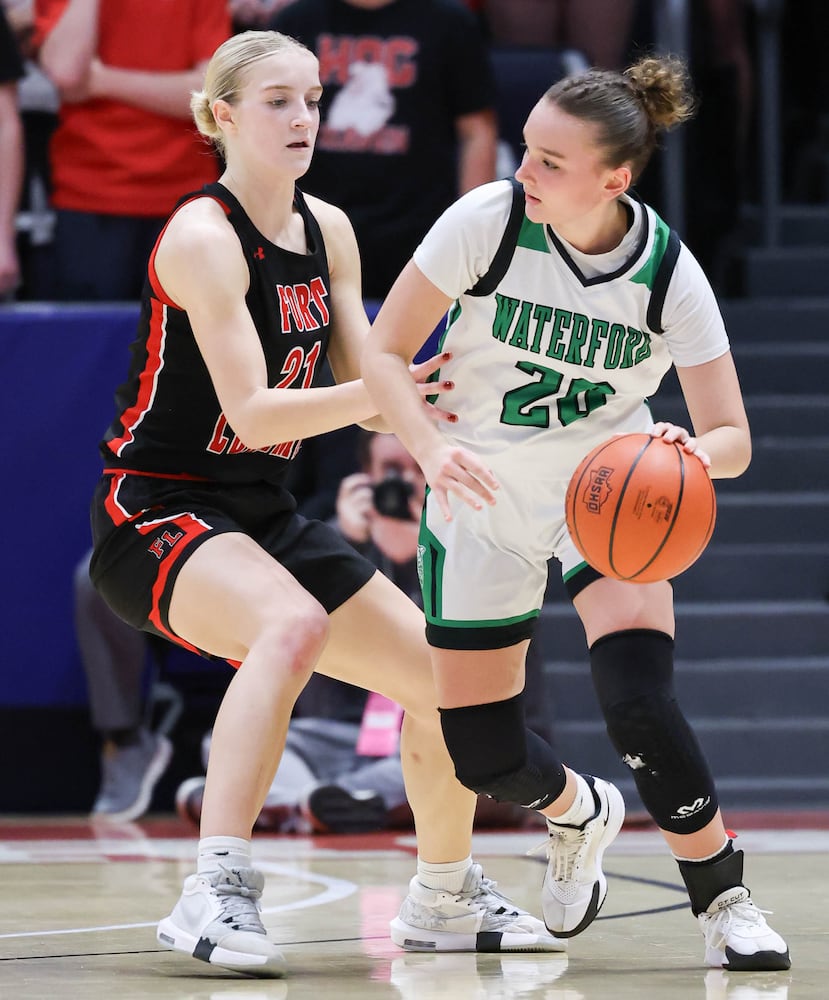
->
<box><xmin>590</xmin><ymin>629</ymin><xmax>718</xmax><ymax>833</ymax></box>
<box><xmin>439</xmin><ymin>693</ymin><xmax>566</xmax><ymax>809</ymax></box>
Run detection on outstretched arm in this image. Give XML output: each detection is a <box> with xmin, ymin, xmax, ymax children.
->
<box><xmin>311</xmin><ymin>196</ymin><xmax>456</xmax><ymax>432</ymax></box>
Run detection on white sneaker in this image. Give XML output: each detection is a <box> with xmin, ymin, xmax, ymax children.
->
<box><xmin>157</xmin><ymin>865</ymin><xmax>286</xmax><ymax>977</ymax></box>
<box><xmin>540</xmin><ymin>776</ymin><xmax>625</xmax><ymax>937</ymax></box>
<box><xmin>699</xmin><ymin>887</ymin><xmax>791</xmax><ymax>971</ymax></box>
<box><xmin>390</xmin><ymin>863</ymin><xmax>566</xmax><ymax>953</ymax></box>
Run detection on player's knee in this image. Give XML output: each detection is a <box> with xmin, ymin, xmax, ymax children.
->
<box><xmin>439</xmin><ymin>694</ymin><xmax>565</xmax><ymax>809</ymax></box>
<box><xmin>262</xmin><ymin>598</ymin><xmax>329</xmax><ymax>676</ymax></box>
<box><xmin>591</xmin><ymin>629</ymin><xmax>717</xmax><ymax>832</ymax></box>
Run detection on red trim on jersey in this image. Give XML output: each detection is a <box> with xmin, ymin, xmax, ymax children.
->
<box><xmin>147</xmin><ymin>194</ymin><xmax>232</xmax><ymax>306</ymax></box>
<box><xmin>102</xmin><ymin>468</ymin><xmax>210</xmax><ymax>482</ymax></box>
<box><xmin>103</xmin><ymin>472</ymin><xmax>131</xmax><ymax>527</ymax></box>
<box><xmin>137</xmin><ymin>513</ymin><xmax>210</xmax><ymax>655</ymax></box>
<box><xmin>107</xmin><ymin>298</ymin><xmax>168</xmax><ymax>458</ymax></box>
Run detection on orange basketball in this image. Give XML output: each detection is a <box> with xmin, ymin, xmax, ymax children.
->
<box><xmin>565</xmin><ymin>433</ymin><xmax>716</xmax><ymax>583</ymax></box>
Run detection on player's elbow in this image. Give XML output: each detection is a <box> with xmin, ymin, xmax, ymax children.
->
<box><xmin>230</xmin><ymin>419</ymin><xmax>273</xmax><ymax>452</ymax></box>
<box><xmin>221</xmin><ymin>402</ymin><xmax>269</xmax><ymax>452</ymax></box>
<box><xmin>39</xmin><ymin>49</ymin><xmax>86</xmax><ymax>94</ymax></box>
<box><xmin>734</xmin><ymin>438</ymin><xmax>752</xmax><ymax>477</ymax></box>
<box><xmin>717</xmin><ymin>431</ymin><xmax>752</xmax><ymax>479</ymax></box>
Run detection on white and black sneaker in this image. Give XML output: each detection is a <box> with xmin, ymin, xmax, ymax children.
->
<box><xmin>679</xmin><ymin>847</ymin><xmax>791</xmax><ymax>971</ymax></box>
<box><xmin>539</xmin><ymin>775</ymin><xmax>625</xmax><ymax>938</ymax></box>
<box><xmin>698</xmin><ymin>887</ymin><xmax>791</xmax><ymax>971</ymax></box>
<box><xmin>157</xmin><ymin>865</ymin><xmax>286</xmax><ymax>977</ymax></box>
<box><xmin>391</xmin><ymin>863</ymin><xmax>566</xmax><ymax>953</ymax></box>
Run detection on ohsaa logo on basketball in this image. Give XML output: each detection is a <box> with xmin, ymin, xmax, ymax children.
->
<box><xmin>582</xmin><ymin>464</ymin><xmax>614</xmax><ymax>514</ymax></box>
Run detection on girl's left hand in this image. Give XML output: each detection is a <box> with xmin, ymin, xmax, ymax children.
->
<box><xmin>650</xmin><ymin>422</ymin><xmax>711</xmax><ymax>469</ymax></box>
<box><xmin>408</xmin><ymin>351</ymin><xmax>457</xmax><ymax>424</ymax></box>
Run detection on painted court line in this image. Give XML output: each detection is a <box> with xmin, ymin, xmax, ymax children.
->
<box><xmin>0</xmin><ymin>861</ymin><xmax>357</xmax><ymax>941</ymax></box>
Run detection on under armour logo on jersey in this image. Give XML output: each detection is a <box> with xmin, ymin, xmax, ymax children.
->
<box><xmin>253</xmin><ymin>246</ymin><xmax>265</xmax><ymax>260</ymax></box>
<box><xmin>276</xmin><ymin>277</ymin><xmax>330</xmax><ymax>333</ymax></box>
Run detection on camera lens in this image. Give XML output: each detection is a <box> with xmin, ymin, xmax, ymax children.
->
<box><xmin>371</xmin><ymin>475</ymin><xmax>415</xmax><ymax>520</ymax></box>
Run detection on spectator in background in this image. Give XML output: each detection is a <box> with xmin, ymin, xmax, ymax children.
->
<box><xmin>33</xmin><ymin>0</ymin><xmax>231</xmax><ymax>300</ymax></box>
<box><xmin>270</xmin><ymin>0</ymin><xmax>498</xmax><ymax>300</ymax></box>
<box><xmin>481</xmin><ymin>0</ymin><xmax>636</xmax><ymax>70</ymax></box>
<box><xmin>3</xmin><ymin>0</ymin><xmax>59</xmax><ymax>301</ymax></box>
<box><xmin>0</xmin><ymin>5</ymin><xmax>24</xmax><ymax>298</ymax></box>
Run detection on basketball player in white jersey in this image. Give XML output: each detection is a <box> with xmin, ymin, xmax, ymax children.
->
<box><xmin>363</xmin><ymin>55</ymin><xmax>790</xmax><ymax>972</ymax></box>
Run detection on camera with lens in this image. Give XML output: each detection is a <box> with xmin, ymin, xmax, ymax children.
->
<box><xmin>371</xmin><ymin>473</ymin><xmax>415</xmax><ymax>520</ymax></box>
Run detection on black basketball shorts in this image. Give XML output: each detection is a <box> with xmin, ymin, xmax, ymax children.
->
<box><xmin>89</xmin><ymin>471</ymin><xmax>376</xmax><ymax>659</ymax></box>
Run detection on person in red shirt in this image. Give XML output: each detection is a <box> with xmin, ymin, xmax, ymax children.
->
<box><xmin>34</xmin><ymin>0</ymin><xmax>231</xmax><ymax>300</ymax></box>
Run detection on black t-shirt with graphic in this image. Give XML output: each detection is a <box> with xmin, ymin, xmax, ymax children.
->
<box><xmin>272</xmin><ymin>0</ymin><xmax>495</xmax><ymax>298</ymax></box>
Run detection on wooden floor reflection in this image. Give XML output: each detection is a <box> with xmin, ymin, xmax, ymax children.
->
<box><xmin>1</xmin><ymin>813</ymin><xmax>826</xmax><ymax>999</ymax></box>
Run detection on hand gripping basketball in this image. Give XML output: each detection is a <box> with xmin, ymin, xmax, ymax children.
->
<box><xmin>565</xmin><ymin>433</ymin><xmax>716</xmax><ymax>583</ymax></box>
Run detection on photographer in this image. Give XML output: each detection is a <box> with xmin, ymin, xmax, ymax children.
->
<box><xmin>334</xmin><ymin>429</ymin><xmax>424</xmax><ymax>603</ymax></box>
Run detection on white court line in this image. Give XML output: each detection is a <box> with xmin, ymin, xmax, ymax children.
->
<box><xmin>0</xmin><ymin>861</ymin><xmax>357</xmax><ymax>941</ymax></box>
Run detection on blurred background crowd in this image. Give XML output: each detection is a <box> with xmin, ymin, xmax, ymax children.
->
<box><xmin>2</xmin><ymin>1</ymin><xmax>826</xmax><ymax>306</ymax></box>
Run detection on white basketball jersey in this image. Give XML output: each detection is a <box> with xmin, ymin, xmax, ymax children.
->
<box><xmin>413</xmin><ymin>180</ymin><xmax>729</xmax><ymax>484</ymax></box>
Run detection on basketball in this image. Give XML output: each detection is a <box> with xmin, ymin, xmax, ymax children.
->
<box><xmin>565</xmin><ymin>433</ymin><xmax>716</xmax><ymax>583</ymax></box>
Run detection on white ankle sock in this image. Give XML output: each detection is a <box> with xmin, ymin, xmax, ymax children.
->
<box><xmin>197</xmin><ymin>835</ymin><xmax>252</xmax><ymax>875</ymax></box>
<box><xmin>546</xmin><ymin>773</ymin><xmax>595</xmax><ymax>829</ymax></box>
<box><xmin>673</xmin><ymin>837</ymin><xmax>731</xmax><ymax>864</ymax></box>
<box><xmin>417</xmin><ymin>855</ymin><xmax>473</xmax><ymax>893</ymax></box>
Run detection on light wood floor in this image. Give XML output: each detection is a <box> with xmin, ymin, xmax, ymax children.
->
<box><xmin>1</xmin><ymin>814</ymin><xmax>825</xmax><ymax>999</ymax></box>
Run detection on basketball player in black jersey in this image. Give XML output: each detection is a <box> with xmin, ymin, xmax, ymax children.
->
<box><xmin>88</xmin><ymin>31</ymin><xmax>566</xmax><ymax>978</ymax></box>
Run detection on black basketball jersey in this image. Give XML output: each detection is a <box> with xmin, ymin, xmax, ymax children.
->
<box><xmin>101</xmin><ymin>183</ymin><xmax>333</xmax><ymax>485</ymax></box>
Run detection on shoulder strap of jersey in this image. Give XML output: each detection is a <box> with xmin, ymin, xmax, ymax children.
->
<box><xmin>646</xmin><ymin>225</ymin><xmax>681</xmax><ymax>335</ymax></box>
<box><xmin>466</xmin><ymin>177</ymin><xmax>525</xmax><ymax>297</ymax></box>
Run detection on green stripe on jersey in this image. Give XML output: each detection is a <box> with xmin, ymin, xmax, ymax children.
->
<box><xmin>516</xmin><ymin>218</ymin><xmax>550</xmax><ymax>253</ymax></box>
<box><xmin>630</xmin><ymin>213</ymin><xmax>671</xmax><ymax>291</ymax></box>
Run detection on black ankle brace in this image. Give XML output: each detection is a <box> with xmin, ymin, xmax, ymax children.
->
<box><xmin>678</xmin><ymin>846</ymin><xmax>745</xmax><ymax>915</ymax></box>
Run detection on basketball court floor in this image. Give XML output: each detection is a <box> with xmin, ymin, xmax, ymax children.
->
<box><xmin>2</xmin><ymin>812</ymin><xmax>826</xmax><ymax>999</ymax></box>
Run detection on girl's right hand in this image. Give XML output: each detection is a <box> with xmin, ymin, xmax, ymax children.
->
<box><xmin>421</xmin><ymin>443</ymin><xmax>500</xmax><ymax>522</ymax></box>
